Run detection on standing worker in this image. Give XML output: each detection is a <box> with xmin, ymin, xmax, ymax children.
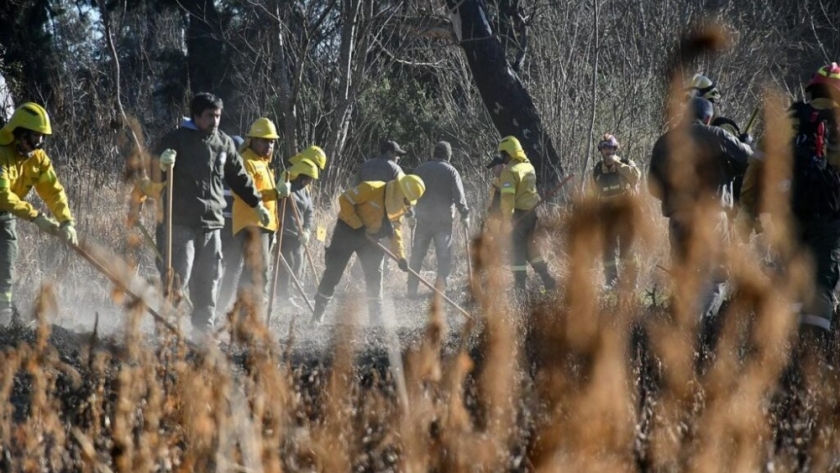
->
<box><xmin>591</xmin><ymin>133</ymin><xmax>641</xmax><ymax>288</ymax></box>
<box><xmin>311</xmin><ymin>174</ymin><xmax>426</xmax><ymax>324</ymax></box>
<box><xmin>407</xmin><ymin>141</ymin><xmax>469</xmax><ymax>296</ymax></box>
<box><xmin>0</xmin><ymin>103</ymin><xmax>77</xmax><ymax>324</ymax></box>
<box><xmin>152</xmin><ymin>93</ymin><xmax>270</xmax><ymax>333</ymax></box>
<box><xmin>355</xmin><ymin>140</ymin><xmax>406</xmax><ymax>184</ymax></box>
<box><xmin>217</xmin><ymin>134</ymin><xmax>245</xmax><ymax>315</ymax></box>
<box><xmin>491</xmin><ymin>136</ymin><xmax>556</xmax><ymax>296</ymax></box>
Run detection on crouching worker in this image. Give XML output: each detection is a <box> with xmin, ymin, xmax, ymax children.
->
<box><xmin>312</xmin><ymin>174</ymin><xmax>426</xmax><ymax>324</ymax></box>
<box><xmin>0</xmin><ymin>103</ymin><xmax>77</xmax><ymax>324</ymax></box>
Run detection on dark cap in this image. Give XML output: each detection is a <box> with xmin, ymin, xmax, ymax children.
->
<box><xmin>485</xmin><ymin>154</ymin><xmax>506</xmax><ymax>169</ymax></box>
<box><xmin>380</xmin><ymin>140</ymin><xmax>407</xmax><ymax>155</ymax></box>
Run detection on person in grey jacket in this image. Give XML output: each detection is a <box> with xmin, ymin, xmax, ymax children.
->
<box><xmin>407</xmin><ymin>141</ymin><xmax>470</xmax><ymax>295</ymax></box>
<box><xmin>153</xmin><ymin>92</ymin><xmax>270</xmax><ymax>333</ymax></box>
<box><xmin>355</xmin><ymin>140</ymin><xmax>406</xmax><ymax>184</ymax></box>
<box><xmin>278</xmin><ymin>159</ymin><xmax>317</xmax><ymax>310</ymax></box>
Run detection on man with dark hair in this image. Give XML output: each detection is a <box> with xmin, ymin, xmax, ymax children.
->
<box><xmin>152</xmin><ymin>92</ymin><xmax>270</xmax><ymax>333</ymax></box>
<box><xmin>407</xmin><ymin>141</ymin><xmax>469</xmax><ymax>295</ymax></box>
<box><xmin>355</xmin><ymin>140</ymin><xmax>406</xmax><ymax>184</ymax></box>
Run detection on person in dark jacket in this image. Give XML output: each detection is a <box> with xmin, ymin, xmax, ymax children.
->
<box><xmin>355</xmin><ymin>140</ymin><xmax>406</xmax><ymax>184</ymax></box>
<box><xmin>648</xmin><ymin>97</ymin><xmax>752</xmax><ymax>334</ymax></box>
<box><xmin>407</xmin><ymin>141</ymin><xmax>469</xmax><ymax>295</ymax></box>
<box><xmin>152</xmin><ymin>92</ymin><xmax>270</xmax><ymax>333</ymax></box>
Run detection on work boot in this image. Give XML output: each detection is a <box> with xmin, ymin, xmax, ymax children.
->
<box><xmin>312</xmin><ymin>294</ymin><xmax>330</xmax><ymax>325</ymax></box>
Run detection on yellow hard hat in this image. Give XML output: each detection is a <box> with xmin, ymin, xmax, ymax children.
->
<box><xmin>246</xmin><ymin>117</ymin><xmax>279</xmax><ymax>139</ymax></box>
<box><xmin>398</xmin><ymin>174</ymin><xmax>426</xmax><ymax>204</ymax></box>
<box><xmin>291</xmin><ymin>145</ymin><xmax>327</xmax><ymax>170</ymax></box>
<box><xmin>0</xmin><ymin>103</ymin><xmax>52</xmax><ymax>145</ymax></box>
<box><xmin>498</xmin><ymin>135</ymin><xmax>526</xmax><ymax>161</ymax></box>
<box><xmin>287</xmin><ymin>158</ymin><xmax>319</xmax><ymax>180</ymax></box>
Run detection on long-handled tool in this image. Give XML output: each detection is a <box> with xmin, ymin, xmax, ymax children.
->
<box><xmin>267</xmin><ymin>188</ymin><xmax>289</xmax><ymax>324</ymax></box>
<box><xmin>278</xmin><ymin>251</ymin><xmax>315</xmax><ymax>314</ymax></box>
<box><xmin>165</xmin><ymin>168</ymin><xmax>175</xmax><ymax>305</ymax></box>
<box><xmin>288</xmin><ymin>196</ymin><xmax>318</xmax><ymax>284</ymax></box>
<box><xmin>365</xmin><ymin>234</ymin><xmax>472</xmax><ymax>320</ymax></box>
<box><xmin>463</xmin><ymin>224</ymin><xmax>474</xmax><ymax>287</ymax></box>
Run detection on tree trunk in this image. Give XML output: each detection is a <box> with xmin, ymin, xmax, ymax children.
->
<box><xmin>445</xmin><ymin>0</ymin><xmax>564</xmax><ymax>187</ymax></box>
<box><xmin>181</xmin><ymin>0</ymin><xmax>226</xmax><ymax>97</ymax></box>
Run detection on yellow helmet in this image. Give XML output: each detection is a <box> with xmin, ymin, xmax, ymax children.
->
<box><xmin>398</xmin><ymin>174</ymin><xmax>426</xmax><ymax>204</ymax></box>
<box><xmin>688</xmin><ymin>74</ymin><xmax>720</xmax><ymax>103</ymax></box>
<box><xmin>0</xmin><ymin>103</ymin><xmax>52</xmax><ymax>145</ymax></box>
<box><xmin>287</xmin><ymin>158</ymin><xmax>319</xmax><ymax>180</ymax></box>
<box><xmin>291</xmin><ymin>145</ymin><xmax>327</xmax><ymax>170</ymax></box>
<box><xmin>246</xmin><ymin>117</ymin><xmax>279</xmax><ymax>139</ymax></box>
<box><xmin>498</xmin><ymin>135</ymin><xmax>527</xmax><ymax>161</ymax></box>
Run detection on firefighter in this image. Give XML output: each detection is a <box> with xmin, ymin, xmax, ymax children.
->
<box><xmin>312</xmin><ymin>173</ymin><xmax>426</xmax><ymax>324</ymax></box>
<box><xmin>407</xmin><ymin>141</ymin><xmax>469</xmax><ymax>295</ymax></box>
<box><xmin>0</xmin><ymin>103</ymin><xmax>77</xmax><ymax>324</ymax></box>
<box><xmin>591</xmin><ymin>133</ymin><xmax>641</xmax><ymax>288</ymax></box>
<box><xmin>686</xmin><ymin>73</ymin><xmax>721</xmax><ymax>103</ymax></box>
<box><xmin>152</xmin><ymin>93</ymin><xmax>270</xmax><ymax>333</ymax></box>
<box><xmin>492</xmin><ymin>136</ymin><xmax>556</xmax><ymax>295</ymax></box>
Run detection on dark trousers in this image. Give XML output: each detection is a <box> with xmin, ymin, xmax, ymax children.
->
<box><xmin>159</xmin><ymin>224</ymin><xmax>223</xmax><ymax>331</ymax></box>
<box><xmin>798</xmin><ymin>220</ymin><xmax>840</xmax><ymax>332</ymax></box>
<box><xmin>278</xmin><ymin>235</ymin><xmax>304</xmax><ymax>300</ymax></box>
<box><xmin>0</xmin><ymin>217</ymin><xmax>17</xmax><ymax>312</ymax></box>
<box><xmin>511</xmin><ymin>210</ymin><xmax>554</xmax><ymax>291</ymax></box>
<box><xmin>315</xmin><ymin>220</ymin><xmax>385</xmax><ymax>321</ymax></box>
<box><xmin>408</xmin><ymin>219</ymin><xmax>452</xmax><ymax>293</ymax></box>
<box><xmin>217</xmin><ymin>218</ymin><xmax>241</xmax><ymax>315</ymax></box>
<box><xmin>600</xmin><ymin>205</ymin><xmax>638</xmax><ymax>287</ymax></box>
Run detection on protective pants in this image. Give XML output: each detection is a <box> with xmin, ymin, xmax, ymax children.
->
<box><xmin>278</xmin><ymin>235</ymin><xmax>304</xmax><ymax>302</ymax></box>
<box><xmin>313</xmin><ymin>220</ymin><xmax>384</xmax><ymax>323</ymax></box>
<box><xmin>797</xmin><ymin>219</ymin><xmax>840</xmax><ymax>337</ymax></box>
<box><xmin>217</xmin><ymin>218</ymin><xmax>242</xmax><ymax>315</ymax></box>
<box><xmin>511</xmin><ymin>210</ymin><xmax>556</xmax><ymax>293</ymax></box>
<box><xmin>0</xmin><ymin>216</ymin><xmax>17</xmax><ymax>322</ymax></box>
<box><xmin>160</xmin><ymin>224</ymin><xmax>222</xmax><ymax>332</ymax></box>
<box><xmin>408</xmin><ymin>219</ymin><xmax>452</xmax><ymax>294</ymax></box>
<box><xmin>601</xmin><ymin>205</ymin><xmax>639</xmax><ymax>288</ymax></box>
<box><xmin>237</xmin><ymin>227</ymin><xmax>271</xmax><ymax>310</ymax></box>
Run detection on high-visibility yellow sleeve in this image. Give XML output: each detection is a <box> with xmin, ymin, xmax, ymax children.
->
<box><xmin>390</xmin><ymin>217</ymin><xmax>405</xmax><ymax>259</ymax></box>
<box><xmin>338</xmin><ymin>186</ymin><xmax>366</xmax><ymax>229</ymax></box>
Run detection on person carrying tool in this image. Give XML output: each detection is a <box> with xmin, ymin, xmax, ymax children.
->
<box><xmin>355</xmin><ymin>140</ymin><xmax>406</xmax><ymax>184</ymax></box>
<box><xmin>311</xmin><ymin>173</ymin><xmax>426</xmax><ymax>324</ymax></box>
<box><xmin>591</xmin><ymin>133</ymin><xmax>640</xmax><ymax>288</ymax></box>
<box><xmin>276</xmin><ymin>157</ymin><xmax>319</xmax><ymax>310</ymax></box>
<box><xmin>152</xmin><ymin>93</ymin><xmax>271</xmax><ymax>333</ymax></box>
<box><xmin>217</xmin><ymin>134</ymin><xmax>245</xmax><ymax>315</ymax></box>
<box><xmin>0</xmin><ymin>103</ymin><xmax>77</xmax><ymax>324</ymax></box>
<box><xmin>488</xmin><ymin>135</ymin><xmax>556</xmax><ymax>296</ymax></box>
<box><xmin>736</xmin><ymin>63</ymin><xmax>840</xmax><ymax>352</ymax></box>
<box><xmin>407</xmin><ymin>141</ymin><xmax>469</xmax><ymax>296</ymax></box>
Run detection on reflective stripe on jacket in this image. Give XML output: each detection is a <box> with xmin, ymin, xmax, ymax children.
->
<box><xmin>499</xmin><ymin>158</ymin><xmax>540</xmax><ymax>218</ymax></box>
<box><xmin>0</xmin><ymin>145</ymin><xmax>73</xmax><ymax>223</ymax></box>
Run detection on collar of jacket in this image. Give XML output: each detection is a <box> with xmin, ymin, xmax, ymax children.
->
<box><xmin>241</xmin><ymin>147</ymin><xmax>271</xmax><ymax>163</ymax></box>
<box><xmin>384</xmin><ymin>180</ymin><xmax>406</xmax><ymax>217</ymax></box>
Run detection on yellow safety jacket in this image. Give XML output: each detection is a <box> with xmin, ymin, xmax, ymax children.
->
<box><xmin>233</xmin><ymin>148</ymin><xmax>278</xmax><ymax>235</ymax></box>
<box><xmin>499</xmin><ymin>158</ymin><xmax>540</xmax><ymax>218</ymax></box>
<box><xmin>338</xmin><ymin>180</ymin><xmax>409</xmax><ymax>258</ymax></box>
<box><xmin>0</xmin><ymin>145</ymin><xmax>73</xmax><ymax>223</ymax></box>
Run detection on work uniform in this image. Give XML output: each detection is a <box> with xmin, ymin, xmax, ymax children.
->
<box><xmin>409</xmin><ymin>158</ymin><xmax>469</xmax><ymax>293</ymax></box>
<box><xmin>153</xmin><ymin>119</ymin><xmax>262</xmax><ymax>331</ymax></box>
<box><xmin>649</xmin><ymin>117</ymin><xmax>752</xmax><ymax>319</ymax></box>
<box><xmin>737</xmin><ymin>97</ymin><xmax>840</xmax><ymax>336</ymax></box>
<box><xmin>592</xmin><ymin>157</ymin><xmax>641</xmax><ymax>287</ymax></box>
<box><xmin>354</xmin><ymin>156</ymin><xmax>403</xmax><ymax>184</ymax></box>
<box><xmin>313</xmin><ymin>180</ymin><xmax>410</xmax><ymax>322</ymax></box>
<box><xmin>498</xmin><ymin>157</ymin><xmax>555</xmax><ymax>292</ymax></box>
<box><xmin>277</xmin><ymin>179</ymin><xmax>314</xmax><ymax>304</ymax></box>
<box><xmin>0</xmin><ymin>145</ymin><xmax>73</xmax><ymax>313</ymax></box>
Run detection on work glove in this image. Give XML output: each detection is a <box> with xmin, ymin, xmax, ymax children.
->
<box><xmin>398</xmin><ymin>258</ymin><xmax>409</xmax><ymax>272</ymax></box>
<box><xmin>32</xmin><ymin>214</ymin><xmax>59</xmax><ymax>235</ymax></box>
<box><xmin>739</xmin><ymin>133</ymin><xmax>754</xmax><ymax>146</ymax></box>
<box><xmin>276</xmin><ymin>180</ymin><xmax>291</xmax><ymax>199</ymax></box>
<box><xmin>256</xmin><ymin>202</ymin><xmax>271</xmax><ymax>227</ymax></box>
<box><xmin>159</xmin><ymin>149</ymin><xmax>177</xmax><ymax>172</ymax></box>
<box><xmin>59</xmin><ymin>221</ymin><xmax>78</xmax><ymax>246</ymax></box>
<box><xmin>301</xmin><ymin>229</ymin><xmax>311</xmax><ymax>244</ymax></box>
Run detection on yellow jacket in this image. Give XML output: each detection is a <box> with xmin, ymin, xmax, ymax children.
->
<box><xmin>0</xmin><ymin>145</ymin><xmax>73</xmax><ymax>223</ymax></box>
<box><xmin>338</xmin><ymin>180</ymin><xmax>409</xmax><ymax>258</ymax></box>
<box><xmin>499</xmin><ymin>158</ymin><xmax>540</xmax><ymax>218</ymax></box>
<box><xmin>233</xmin><ymin>148</ymin><xmax>277</xmax><ymax>235</ymax></box>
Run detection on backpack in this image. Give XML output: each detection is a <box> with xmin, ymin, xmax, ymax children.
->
<box><xmin>789</xmin><ymin>102</ymin><xmax>840</xmax><ymax>219</ymax></box>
